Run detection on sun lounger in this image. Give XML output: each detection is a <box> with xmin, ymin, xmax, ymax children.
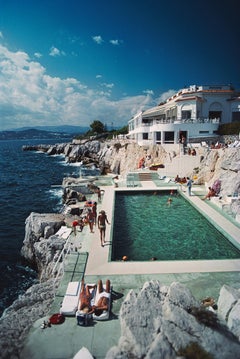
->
<box><xmin>60</xmin><ymin>281</ymin><xmax>81</xmax><ymax>316</ymax></box>
<box><xmin>92</xmin><ymin>284</ymin><xmax>111</xmax><ymax>321</ymax></box>
<box><xmin>73</xmin><ymin>347</ymin><xmax>94</xmax><ymax>359</ymax></box>
<box><xmin>55</xmin><ymin>226</ymin><xmax>72</xmax><ymax>239</ymax></box>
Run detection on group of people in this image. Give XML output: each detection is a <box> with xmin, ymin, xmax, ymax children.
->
<box><xmin>174</xmin><ymin>175</ymin><xmax>194</xmax><ymax>196</ymax></box>
<box><xmin>174</xmin><ymin>175</ymin><xmax>187</xmax><ymax>184</ymax></box>
<box><xmin>72</xmin><ymin>203</ymin><xmax>110</xmax><ymax>247</ymax></box>
<box><xmin>187</xmin><ymin>148</ymin><xmax>197</xmax><ymax>156</ymax></box>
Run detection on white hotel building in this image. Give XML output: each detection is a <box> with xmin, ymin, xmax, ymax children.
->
<box><xmin>128</xmin><ymin>84</ymin><xmax>240</xmax><ymax>147</ymax></box>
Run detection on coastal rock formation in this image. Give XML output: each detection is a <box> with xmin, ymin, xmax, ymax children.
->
<box><xmin>217</xmin><ymin>285</ymin><xmax>240</xmax><ymax>340</ymax></box>
<box><xmin>98</xmin><ymin>141</ymin><xmax>168</xmax><ymax>176</ymax></box>
<box><xmin>0</xmin><ymin>279</ymin><xmax>57</xmax><ymax>359</ymax></box>
<box><xmin>106</xmin><ymin>281</ymin><xmax>240</xmax><ymax>359</ymax></box>
<box><xmin>23</xmin><ymin>140</ymin><xmax>240</xmax><ymax>198</ymax></box>
<box><xmin>21</xmin><ymin>212</ymin><xmax>66</xmax><ymax>280</ymax></box>
<box><xmin>23</xmin><ymin>140</ymin><xmax>101</xmax><ymax>164</ymax></box>
<box><xmin>195</xmin><ymin>148</ymin><xmax>240</xmax><ymax>196</ymax></box>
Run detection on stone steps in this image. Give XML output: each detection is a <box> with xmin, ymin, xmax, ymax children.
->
<box><xmin>138</xmin><ymin>172</ymin><xmax>153</xmax><ymax>181</ymax></box>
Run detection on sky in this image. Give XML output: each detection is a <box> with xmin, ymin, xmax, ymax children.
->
<box><xmin>0</xmin><ymin>0</ymin><xmax>239</xmax><ymax>131</ymax></box>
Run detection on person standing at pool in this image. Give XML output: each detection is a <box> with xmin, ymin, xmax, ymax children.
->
<box><xmin>72</xmin><ymin>219</ymin><xmax>79</xmax><ymax>236</ymax></box>
<box><xmin>97</xmin><ymin>210</ymin><xmax>110</xmax><ymax>247</ymax></box>
<box><xmin>186</xmin><ymin>177</ymin><xmax>193</xmax><ymax>196</ymax></box>
<box><xmin>87</xmin><ymin>208</ymin><xmax>95</xmax><ymax>233</ymax></box>
<box><xmin>92</xmin><ymin>201</ymin><xmax>97</xmax><ymax>225</ymax></box>
<box><xmin>96</xmin><ymin>187</ymin><xmax>102</xmax><ymax>202</ymax></box>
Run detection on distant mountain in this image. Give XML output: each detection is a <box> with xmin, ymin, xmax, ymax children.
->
<box><xmin>0</xmin><ymin>128</ymin><xmax>73</xmax><ymax>140</ymax></box>
<box><xmin>12</xmin><ymin>125</ymin><xmax>89</xmax><ymax>134</ymax></box>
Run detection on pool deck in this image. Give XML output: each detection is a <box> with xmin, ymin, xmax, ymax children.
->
<box><xmin>21</xmin><ymin>178</ymin><xmax>240</xmax><ymax>359</ymax></box>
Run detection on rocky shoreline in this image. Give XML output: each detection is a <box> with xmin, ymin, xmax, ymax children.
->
<box><xmin>0</xmin><ymin>140</ymin><xmax>240</xmax><ymax>358</ymax></box>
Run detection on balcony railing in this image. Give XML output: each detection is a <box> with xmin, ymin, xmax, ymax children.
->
<box><xmin>135</xmin><ymin>117</ymin><xmax>220</xmax><ymax>126</ymax></box>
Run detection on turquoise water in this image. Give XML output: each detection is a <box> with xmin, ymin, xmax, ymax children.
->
<box><xmin>111</xmin><ymin>190</ymin><xmax>240</xmax><ymax>261</ymax></box>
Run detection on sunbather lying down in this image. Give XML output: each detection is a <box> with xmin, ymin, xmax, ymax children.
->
<box><xmin>79</xmin><ymin>279</ymin><xmax>111</xmax><ymax>316</ymax></box>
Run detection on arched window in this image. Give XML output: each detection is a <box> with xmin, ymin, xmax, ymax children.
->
<box><xmin>209</xmin><ymin>102</ymin><xmax>222</xmax><ymax>121</ymax></box>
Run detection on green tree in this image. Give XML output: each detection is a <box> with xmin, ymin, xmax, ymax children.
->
<box><xmin>90</xmin><ymin>120</ymin><xmax>105</xmax><ymax>134</ymax></box>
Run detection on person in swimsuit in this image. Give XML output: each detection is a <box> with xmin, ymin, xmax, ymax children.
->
<box><xmin>79</xmin><ymin>279</ymin><xmax>111</xmax><ymax>315</ymax></box>
<box><xmin>92</xmin><ymin>279</ymin><xmax>111</xmax><ymax>316</ymax></box>
<box><xmin>87</xmin><ymin>208</ymin><xmax>95</xmax><ymax>233</ymax></box>
<box><xmin>92</xmin><ymin>201</ymin><xmax>97</xmax><ymax>225</ymax></box>
<box><xmin>78</xmin><ymin>280</ymin><xmax>96</xmax><ymax>314</ymax></box>
<box><xmin>97</xmin><ymin>210</ymin><xmax>110</xmax><ymax>247</ymax></box>
<box><xmin>72</xmin><ymin>219</ymin><xmax>81</xmax><ymax>235</ymax></box>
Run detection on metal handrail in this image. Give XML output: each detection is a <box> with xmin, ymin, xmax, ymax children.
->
<box><xmin>52</xmin><ymin>233</ymin><xmax>73</xmax><ymax>284</ymax></box>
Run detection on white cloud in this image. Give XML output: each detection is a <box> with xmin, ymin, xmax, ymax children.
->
<box><xmin>96</xmin><ymin>74</ymin><xmax>102</xmax><ymax>79</ymax></box>
<box><xmin>92</xmin><ymin>35</ymin><xmax>104</xmax><ymax>45</ymax></box>
<box><xmin>157</xmin><ymin>89</ymin><xmax>176</xmax><ymax>103</ymax></box>
<box><xmin>102</xmin><ymin>83</ymin><xmax>114</xmax><ymax>89</ymax></box>
<box><xmin>143</xmin><ymin>89</ymin><xmax>154</xmax><ymax>95</ymax></box>
<box><xmin>49</xmin><ymin>46</ymin><xmax>65</xmax><ymax>57</ymax></box>
<box><xmin>34</xmin><ymin>52</ymin><xmax>42</xmax><ymax>58</ymax></box>
<box><xmin>0</xmin><ymin>44</ymin><xmax>159</xmax><ymax>130</ymax></box>
<box><xmin>109</xmin><ymin>39</ymin><xmax>121</xmax><ymax>46</ymax></box>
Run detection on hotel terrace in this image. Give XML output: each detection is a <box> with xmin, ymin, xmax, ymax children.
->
<box><xmin>128</xmin><ymin>84</ymin><xmax>240</xmax><ymax>149</ymax></box>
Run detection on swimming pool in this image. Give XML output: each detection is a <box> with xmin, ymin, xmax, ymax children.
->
<box><xmin>111</xmin><ymin>190</ymin><xmax>240</xmax><ymax>261</ymax></box>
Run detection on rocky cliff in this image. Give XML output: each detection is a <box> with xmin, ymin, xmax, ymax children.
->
<box><xmin>21</xmin><ymin>213</ymin><xmax>66</xmax><ymax>281</ymax></box>
<box><xmin>23</xmin><ymin>139</ymin><xmax>240</xmax><ymax>197</ymax></box>
<box><xmin>106</xmin><ymin>281</ymin><xmax>240</xmax><ymax>359</ymax></box>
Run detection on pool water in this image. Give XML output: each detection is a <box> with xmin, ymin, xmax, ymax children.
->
<box><xmin>111</xmin><ymin>191</ymin><xmax>240</xmax><ymax>261</ymax></box>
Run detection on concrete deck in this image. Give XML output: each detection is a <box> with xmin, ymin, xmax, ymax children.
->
<box><xmin>21</xmin><ymin>177</ymin><xmax>240</xmax><ymax>359</ymax></box>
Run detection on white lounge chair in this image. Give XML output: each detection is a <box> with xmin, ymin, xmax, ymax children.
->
<box><xmin>92</xmin><ymin>283</ymin><xmax>111</xmax><ymax>321</ymax></box>
<box><xmin>55</xmin><ymin>226</ymin><xmax>72</xmax><ymax>239</ymax></box>
<box><xmin>73</xmin><ymin>347</ymin><xmax>94</xmax><ymax>359</ymax></box>
<box><xmin>60</xmin><ymin>281</ymin><xmax>81</xmax><ymax>316</ymax></box>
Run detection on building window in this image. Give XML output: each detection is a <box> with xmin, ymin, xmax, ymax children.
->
<box><xmin>181</xmin><ymin>110</ymin><xmax>191</xmax><ymax>120</ymax></box>
<box><xmin>156</xmin><ymin>132</ymin><xmax>161</xmax><ymax>141</ymax></box>
<box><xmin>232</xmin><ymin>112</ymin><xmax>240</xmax><ymax>122</ymax></box>
<box><xmin>164</xmin><ymin>131</ymin><xmax>174</xmax><ymax>143</ymax></box>
<box><xmin>142</xmin><ymin>133</ymin><xmax>148</xmax><ymax>140</ymax></box>
<box><xmin>209</xmin><ymin>111</ymin><xmax>221</xmax><ymax>121</ymax></box>
<box><xmin>199</xmin><ymin>131</ymin><xmax>209</xmax><ymax>134</ymax></box>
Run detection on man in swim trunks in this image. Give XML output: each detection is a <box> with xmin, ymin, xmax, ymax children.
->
<box><xmin>79</xmin><ymin>279</ymin><xmax>111</xmax><ymax>315</ymax></box>
<box><xmin>97</xmin><ymin>210</ymin><xmax>110</xmax><ymax>247</ymax></box>
<box><xmin>78</xmin><ymin>280</ymin><xmax>96</xmax><ymax>314</ymax></box>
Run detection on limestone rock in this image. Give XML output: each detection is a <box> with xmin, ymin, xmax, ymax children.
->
<box><xmin>196</xmin><ymin>148</ymin><xmax>240</xmax><ymax>196</ymax></box>
<box><xmin>106</xmin><ymin>281</ymin><xmax>240</xmax><ymax>359</ymax></box>
<box><xmin>21</xmin><ymin>212</ymin><xmax>65</xmax><ymax>268</ymax></box>
<box><xmin>0</xmin><ymin>279</ymin><xmax>57</xmax><ymax>359</ymax></box>
<box><xmin>33</xmin><ymin>235</ymin><xmax>65</xmax><ymax>280</ymax></box>
<box><xmin>98</xmin><ymin>141</ymin><xmax>168</xmax><ymax>176</ymax></box>
<box><xmin>218</xmin><ymin>284</ymin><xmax>240</xmax><ymax>340</ymax></box>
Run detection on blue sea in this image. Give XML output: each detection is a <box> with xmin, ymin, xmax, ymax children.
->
<box><xmin>0</xmin><ymin>139</ymin><xmax>81</xmax><ymax>317</ymax></box>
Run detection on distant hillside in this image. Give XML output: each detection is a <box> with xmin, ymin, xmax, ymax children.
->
<box><xmin>0</xmin><ymin>128</ymin><xmax>74</xmax><ymax>140</ymax></box>
<box><xmin>12</xmin><ymin>125</ymin><xmax>89</xmax><ymax>134</ymax></box>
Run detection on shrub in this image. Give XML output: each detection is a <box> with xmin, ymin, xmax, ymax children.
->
<box><xmin>178</xmin><ymin>342</ymin><xmax>213</xmax><ymax>359</ymax></box>
<box><xmin>218</xmin><ymin>122</ymin><xmax>240</xmax><ymax>135</ymax></box>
